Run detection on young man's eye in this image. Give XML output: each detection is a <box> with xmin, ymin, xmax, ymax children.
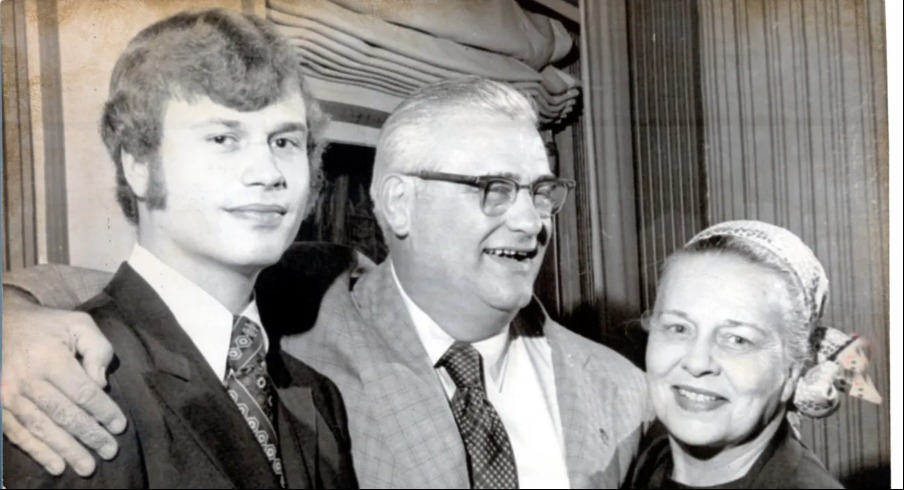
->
<box><xmin>208</xmin><ymin>134</ymin><xmax>238</xmax><ymax>146</ymax></box>
<box><xmin>270</xmin><ymin>136</ymin><xmax>304</xmax><ymax>153</ymax></box>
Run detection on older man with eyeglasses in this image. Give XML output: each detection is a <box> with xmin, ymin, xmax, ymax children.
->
<box><xmin>2</xmin><ymin>77</ymin><xmax>651</xmax><ymax>489</ymax></box>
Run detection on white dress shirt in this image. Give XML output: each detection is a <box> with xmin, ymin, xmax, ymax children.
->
<box><xmin>127</xmin><ymin>245</ymin><xmax>265</xmax><ymax>382</ymax></box>
<box><xmin>390</xmin><ymin>263</ymin><xmax>570</xmax><ymax>489</ymax></box>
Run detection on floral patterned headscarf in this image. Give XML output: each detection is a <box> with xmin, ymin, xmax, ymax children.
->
<box><xmin>685</xmin><ymin>220</ymin><xmax>882</xmax><ymax>418</ymax></box>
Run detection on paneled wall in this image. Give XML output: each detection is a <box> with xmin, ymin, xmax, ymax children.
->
<box><xmin>2</xmin><ymin>0</ymin><xmax>38</xmax><ymax>272</ymax></box>
<box><xmin>698</xmin><ymin>0</ymin><xmax>888</xmax><ymax>484</ymax></box>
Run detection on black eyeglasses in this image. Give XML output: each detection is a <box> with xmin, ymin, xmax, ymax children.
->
<box><xmin>405</xmin><ymin>171</ymin><xmax>576</xmax><ymax>218</ymax></box>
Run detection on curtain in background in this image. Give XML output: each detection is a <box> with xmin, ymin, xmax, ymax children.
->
<box><xmin>542</xmin><ymin>0</ymin><xmax>645</xmax><ymax>362</ymax></box>
<box><xmin>577</xmin><ymin>0</ymin><xmax>888</xmax><ymax>483</ymax></box>
<box><xmin>627</xmin><ymin>0</ymin><xmax>706</xmax><ymax>310</ymax></box>
<box><xmin>698</xmin><ymin>0</ymin><xmax>888</xmax><ymax>483</ymax></box>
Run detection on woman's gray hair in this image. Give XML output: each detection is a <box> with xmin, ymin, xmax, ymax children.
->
<box><xmin>663</xmin><ymin>220</ymin><xmax>830</xmax><ymax>367</ymax></box>
<box><xmin>370</xmin><ymin>77</ymin><xmax>539</xmax><ymax>235</ymax></box>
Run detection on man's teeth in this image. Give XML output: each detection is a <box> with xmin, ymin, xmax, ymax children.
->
<box><xmin>678</xmin><ymin>388</ymin><xmax>719</xmax><ymax>403</ymax></box>
<box><xmin>486</xmin><ymin>249</ymin><xmax>534</xmax><ymax>260</ymax></box>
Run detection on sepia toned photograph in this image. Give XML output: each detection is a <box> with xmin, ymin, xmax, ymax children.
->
<box><xmin>1</xmin><ymin>0</ymin><xmax>894</xmax><ymax>488</ymax></box>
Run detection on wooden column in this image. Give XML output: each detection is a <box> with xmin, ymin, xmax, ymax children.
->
<box><xmin>2</xmin><ymin>0</ymin><xmax>38</xmax><ymax>272</ymax></box>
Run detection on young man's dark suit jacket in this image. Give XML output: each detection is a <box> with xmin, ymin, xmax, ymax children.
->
<box><xmin>2</xmin><ymin>263</ymin><xmax>358</xmax><ymax>489</ymax></box>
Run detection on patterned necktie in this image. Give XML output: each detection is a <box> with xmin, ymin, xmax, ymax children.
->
<box><xmin>225</xmin><ymin>315</ymin><xmax>285</xmax><ymax>487</ymax></box>
<box><xmin>438</xmin><ymin>342</ymin><xmax>519</xmax><ymax>489</ymax></box>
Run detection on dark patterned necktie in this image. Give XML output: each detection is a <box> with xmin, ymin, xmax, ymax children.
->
<box><xmin>438</xmin><ymin>342</ymin><xmax>519</xmax><ymax>489</ymax></box>
<box><xmin>225</xmin><ymin>315</ymin><xmax>285</xmax><ymax>487</ymax></box>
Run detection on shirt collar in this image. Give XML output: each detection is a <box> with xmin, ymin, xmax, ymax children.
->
<box><xmin>389</xmin><ymin>261</ymin><xmax>512</xmax><ymax>384</ymax></box>
<box><xmin>127</xmin><ymin>244</ymin><xmax>262</xmax><ymax>380</ymax></box>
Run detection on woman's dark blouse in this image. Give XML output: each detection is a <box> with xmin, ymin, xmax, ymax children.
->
<box><xmin>627</xmin><ymin>420</ymin><xmax>844</xmax><ymax>489</ymax></box>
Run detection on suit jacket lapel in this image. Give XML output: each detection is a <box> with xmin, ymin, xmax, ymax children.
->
<box><xmin>268</xmin><ymin>350</ymin><xmax>316</xmax><ymax>489</ymax></box>
<box><xmin>543</xmin><ymin>305</ymin><xmax>621</xmax><ymax>489</ymax></box>
<box><xmin>353</xmin><ymin>263</ymin><xmax>469</xmax><ymax>488</ymax></box>
<box><xmin>106</xmin><ymin>265</ymin><xmax>281</xmax><ymax>489</ymax></box>
<box><xmin>276</xmin><ymin>385</ymin><xmax>316</xmax><ymax>489</ymax></box>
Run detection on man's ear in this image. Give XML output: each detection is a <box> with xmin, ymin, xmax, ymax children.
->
<box><xmin>121</xmin><ymin>151</ymin><xmax>150</xmax><ymax>200</ymax></box>
<box><xmin>379</xmin><ymin>174</ymin><xmax>413</xmax><ymax>237</ymax></box>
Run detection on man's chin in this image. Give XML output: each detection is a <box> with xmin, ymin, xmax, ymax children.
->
<box><xmin>485</xmin><ymin>287</ymin><xmax>534</xmax><ymax>313</ymax></box>
<box><xmin>223</xmin><ymin>247</ymin><xmax>289</xmax><ymax>272</ymax></box>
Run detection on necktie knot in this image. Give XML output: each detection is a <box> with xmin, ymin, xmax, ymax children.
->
<box><xmin>229</xmin><ymin>315</ymin><xmax>267</xmax><ymax>374</ymax></box>
<box><xmin>438</xmin><ymin>342</ymin><xmax>485</xmax><ymax>390</ymax></box>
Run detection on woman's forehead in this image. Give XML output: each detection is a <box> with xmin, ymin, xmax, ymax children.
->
<box><xmin>656</xmin><ymin>253</ymin><xmax>791</xmax><ymax>324</ymax></box>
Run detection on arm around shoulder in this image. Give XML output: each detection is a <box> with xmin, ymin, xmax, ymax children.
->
<box><xmin>2</xmin><ymin>265</ymin><xmax>125</xmax><ymax>478</ymax></box>
<box><xmin>3</xmin><ymin>263</ymin><xmax>112</xmax><ymax>309</ymax></box>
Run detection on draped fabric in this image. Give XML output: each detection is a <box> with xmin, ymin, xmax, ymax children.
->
<box><xmin>266</xmin><ymin>0</ymin><xmax>580</xmax><ymax>130</ymax></box>
<box><xmin>627</xmin><ymin>0</ymin><xmax>706</xmax><ymax>310</ymax></box>
<box><xmin>536</xmin><ymin>0</ymin><xmax>645</xmax><ymax>365</ymax></box>
<box><xmin>326</xmin><ymin>0</ymin><xmax>572</xmax><ymax>69</ymax></box>
<box><xmin>698</xmin><ymin>1</ymin><xmax>889</xmax><ymax>484</ymax></box>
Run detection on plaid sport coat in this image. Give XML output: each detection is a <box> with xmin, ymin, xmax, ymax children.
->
<box><xmin>277</xmin><ymin>258</ymin><xmax>653</xmax><ymax>489</ymax></box>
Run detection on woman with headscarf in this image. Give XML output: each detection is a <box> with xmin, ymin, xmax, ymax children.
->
<box><xmin>630</xmin><ymin>220</ymin><xmax>881</xmax><ymax>489</ymax></box>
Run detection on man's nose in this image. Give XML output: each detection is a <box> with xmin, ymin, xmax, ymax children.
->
<box><xmin>505</xmin><ymin>189</ymin><xmax>544</xmax><ymax>235</ymax></box>
<box><xmin>242</xmin><ymin>143</ymin><xmax>286</xmax><ymax>189</ymax></box>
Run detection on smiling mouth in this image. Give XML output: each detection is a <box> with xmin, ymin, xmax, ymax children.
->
<box><xmin>676</xmin><ymin>387</ymin><xmax>721</xmax><ymax>403</ymax></box>
<box><xmin>483</xmin><ymin>248</ymin><xmax>539</xmax><ymax>262</ymax></box>
<box><xmin>671</xmin><ymin>385</ymin><xmax>728</xmax><ymax>411</ymax></box>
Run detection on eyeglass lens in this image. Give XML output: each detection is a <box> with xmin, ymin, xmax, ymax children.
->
<box><xmin>482</xmin><ymin>180</ymin><xmax>568</xmax><ymax>217</ymax></box>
